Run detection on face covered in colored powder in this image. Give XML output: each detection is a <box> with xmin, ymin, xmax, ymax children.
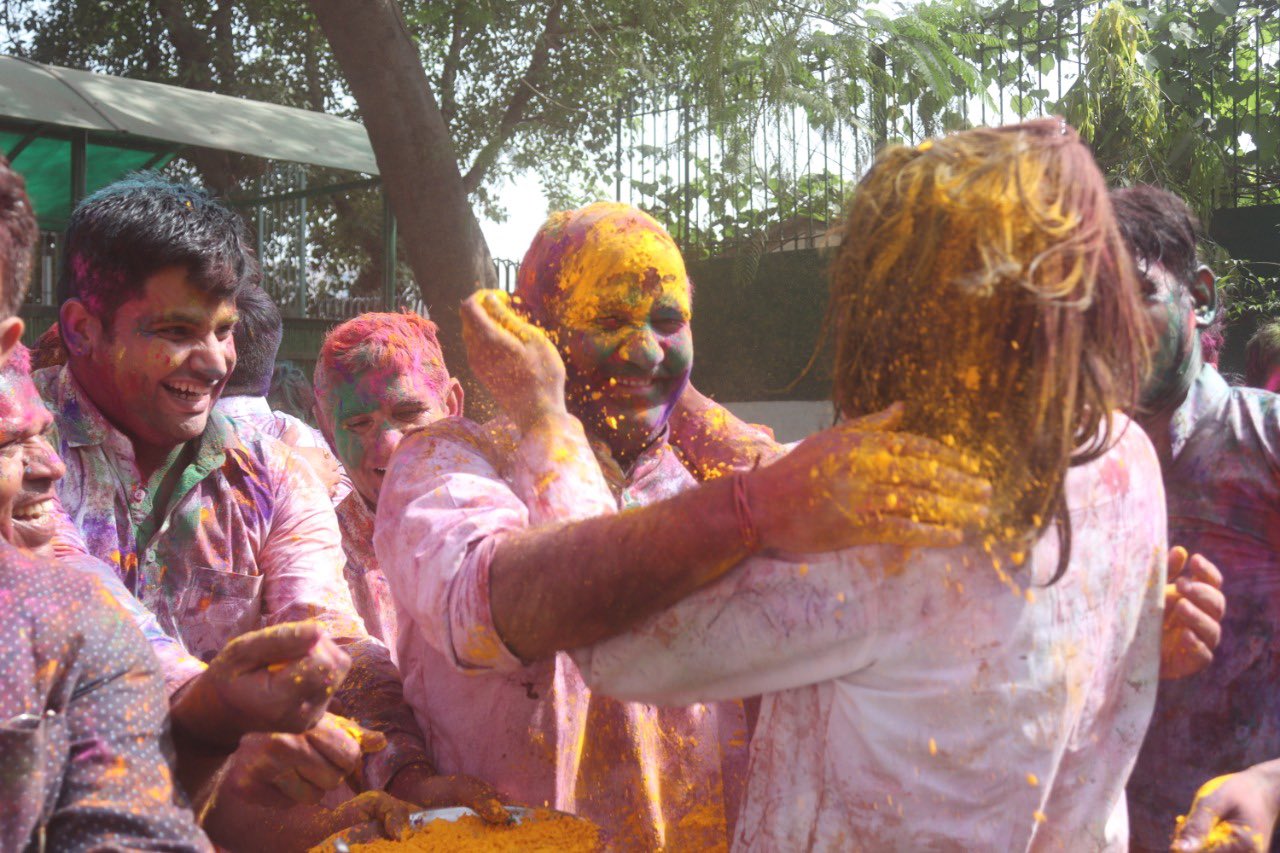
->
<box><xmin>65</xmin><ymin>266</ymin><xmax>238</xmax><ymax>456</ymax></box>
<box><xmin>544</xmin><ymin>214</ymin><xmax>694</xmax><ymax>461</ymax></box>
<box><xmin>1136</xmin><ymin>256</ymin><xmax>1213</xmax><ymax>412</ymax></box>
<box><xmin>0</xmin><ymin>370</ymin><xmax>64</xmax><ymax>552</ymax></box>
<box><xmin>321</xmin><ymin>369</ymin><xmax>462</xmax><ymax>506</ymax></box>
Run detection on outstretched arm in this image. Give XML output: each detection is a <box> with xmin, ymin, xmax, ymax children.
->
<box><xmin>455</xmin><ymin>292</ymin><xmax>990</xmax><ymax>663</ymax></box>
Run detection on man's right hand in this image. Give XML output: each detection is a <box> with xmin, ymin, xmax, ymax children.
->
<box><xmin>460</xmin><ymin>289</ymin><xmax>568</xmax><ymax>432</ymax></box>
<box><xmin>171</xmin><ymin>621</ymin><xmax>351</xmax><ymax>747</ymax></box>
<box><xmin>748</xmin><ymin>403</ymin><xmax>991</xmax><ymax>553</ymax></box>
<box><xmin>1173</xmin><ymin>762</ymin><xmax>1280</xmax><ymax>851</ymax></box>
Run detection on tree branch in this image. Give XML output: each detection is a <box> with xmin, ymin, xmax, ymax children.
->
<box><xmin>154</xmin><ymin>0</ymin><xmax>213</xmax><ymax>90</ymax></box>
<box><xmin>211</xmin><ymin>0</ymin><xmax>237</xmax><ymax>89</ymax></box>
<box><xmin>460</xmin><ymin>0</ymin><xmax>565</xmax><ymax>194</ymax></box>
<box><xmin>439</xmin><ymin>0</ymin><xmax>465</xmax><ymax>125</ymax></box>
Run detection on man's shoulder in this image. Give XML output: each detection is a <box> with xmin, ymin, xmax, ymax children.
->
<box><xmin>0</xmin><ymin>546</ymin><xmax>137</xmax><ymax>645</ymax></box>
<box><xmin>1199</xmin><ymin>382</ymin><xmax>1280</xmax><ymax>463</ymax></box>
<box><xmin>398</xmin><ymin>415</ymin><xmax>518</xmax><ymax>464</ymax></box>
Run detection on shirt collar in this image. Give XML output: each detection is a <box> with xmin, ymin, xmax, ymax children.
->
<box><xmin>43</xmin><ymin>364</ymin><xmax>111</xmax><ymax>448</ymax></box>
<box><xmin>586</xmin><ymin>425</ymin><xmax>674</xmax><ymax>492</ymax></box>
<box><xmin>1170</xmin><ymin>363</ymin><xmax>1231</xmax><ymax>458</ymax></box>
<box><xmin>47</xmin><ymin>363</ymin><xmax>237</xmax><ymax>469</ymax></box>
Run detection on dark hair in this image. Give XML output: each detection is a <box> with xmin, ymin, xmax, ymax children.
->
<box><xmin>0</xmin><ymin>155</ymin><xmax>38</xmax><ymax>319</ymax></box>
<box><xmin>1246</xmin><ymin>321</ymin><xmax>1280</xmax><ymax>388</ymax></box>
<box><xmin>224</xmin><ymin>286</ymin><xmax>282</xmax><ymax>398</ymax></box>
<box><xmin>1110</xmin><ymin>185</ymin><xmax>1202</xmax><ymax>284</ymax></box>
<box><xmin>59</xmin><ymin>173</ymin><xmax>259</xmax><ymax>327</ymax></box>
<box><xmin>269</xmin><ymin>360</ymin><xmax>319</xmax><ymax>428</ymax></box>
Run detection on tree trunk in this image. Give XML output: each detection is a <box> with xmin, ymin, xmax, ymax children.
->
<box><xmin>307</xmin><ymin>0</ymin><xmax>497</xmax><ymax>400</ymax></box>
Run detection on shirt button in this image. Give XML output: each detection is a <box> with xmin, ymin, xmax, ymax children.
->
<box><xmin>131</xmin><ymin>488</ymin><xmax>146</xmax><ymax>503</ymax></box>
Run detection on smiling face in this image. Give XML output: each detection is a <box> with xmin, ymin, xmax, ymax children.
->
<box><xmin>321</xmin><ymin>371</ymin><xmax>462</xmax><ymax>506</ymax></box>
<box><xmin>63</xmin><ymin>266</ymin><xmax>238</xmax><ymax>462</ymax></box>
<box><xmin>0</xmin><ymin>370</ymin><xmax>63</xmax><ymax>552</ymax></box>
<box><xmin>544</xmin><ymin>218</ymin><xmax>694</xmax><ymax>462</ymax></box>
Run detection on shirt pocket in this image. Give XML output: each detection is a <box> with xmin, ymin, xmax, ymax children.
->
<box><xmin>177</xmin><ymin>567</ymin><xmax>264</xmax><ymax>662</ymax></box>
<box><xmin>0</xmin><ymin>711</ymin><xmax>68</xmax><ymax>853</ymax></box>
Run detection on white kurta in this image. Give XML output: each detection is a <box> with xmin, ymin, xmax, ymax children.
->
<box><xmin>576</xmin><ymin>416</ymin><xmax>1167</xmax><ymax>852</ymax></box>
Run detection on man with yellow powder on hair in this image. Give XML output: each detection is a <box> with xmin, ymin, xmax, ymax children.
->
<box><xmin>458</xmin><ymin>120</ymin><xmax>1167</xmax><ymax>850</ymax></box>
<box><xmin>373</xmin><ymin>202</ymin><xmax>989</xmax><ymax>848</ymax></box>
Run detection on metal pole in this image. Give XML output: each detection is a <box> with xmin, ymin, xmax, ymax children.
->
<box><xmin>382</xmin><ymin>188</ymin><xmax>397</xmax><ymax>311</ymax></box>
<box><xmin>70</xmin><ymin>130</ymin><xmax>88</xmax><ymax>207</ymax></box>
<box><xmin>295</xmin><ymin>170</ymin><xmax>308</xmax><ymax>317</ymax></box>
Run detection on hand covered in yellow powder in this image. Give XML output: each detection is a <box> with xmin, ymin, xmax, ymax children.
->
<box><xmin>172</xmin><ymin>621</ymin><xmax>351</xmax><ymax>746</ymax></box>
<box><xmin>747</xmin><ymin>403</ymin><xmax>991</xmax><ymax>552</ymax></box>
<box><xmin>1173</xmin><ymin>762</ymin><xmax>1280</xmax><ymax>851</ymax></box>
<box><xmin>1161</xmin><ymin>546</ymin><xmax>1225</xmax><ymax>681</ymax></box>
<box><xmin>310</xmin><ymin>790</ymin><xmax>420</xmax><ymax>850</ymax></box>
<box><xmin>219</xmin><ymin>712</ymin><xmax>386</xmax><ymax>807</ymax></box>
<box><xmin>385</xmin><ymin>762</ymin><xmax>511</xmax><ymax>825</ymax></box>
<box><xmin>460</xmin><ymin>289</ymin><xmax>567</xmax><ymax>432</ymax></box>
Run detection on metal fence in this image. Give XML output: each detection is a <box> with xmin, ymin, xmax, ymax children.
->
<box><xmin>614</xmin><ymin>0</ymin><xmax>1278</xmax><ymax>259</ymax></box>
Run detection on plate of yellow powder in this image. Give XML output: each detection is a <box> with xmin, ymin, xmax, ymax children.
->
<box><xmin>333</xmin><ymin>806</ymin><xmax>601</xmax><ymax>852</ymax></box>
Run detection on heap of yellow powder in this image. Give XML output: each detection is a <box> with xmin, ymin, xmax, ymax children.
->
<box><xmin>349</xmin><ymin>810</ymin><xmax>601</xmax><ymax>853</ymax></box>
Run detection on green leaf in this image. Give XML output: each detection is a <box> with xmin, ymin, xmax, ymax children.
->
<box><xmin>1210</xmin><ymin>0</ymin><xmax>1239</xmax><ymax>16</ymax></box>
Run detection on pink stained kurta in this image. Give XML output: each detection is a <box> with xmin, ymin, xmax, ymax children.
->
<box><xmin>374</xmin><ymin>415</ymin><xmax>750</xmax><ymax>851</ymax></box>
<box><xmin>35</xmin><ymin>365</ymin><xmax>429</xmax><ymax>790</ymax></box>
<box><xmin>334</xmin><ymin>490</ymin><xmax>399</xmax><ymax>656</ymax></box>
<box><xmin>575</xmin><ymin>416</ymin><xmax>1168</xmax><ymax>852</ymax></box>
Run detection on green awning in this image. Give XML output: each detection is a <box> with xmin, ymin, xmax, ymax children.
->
<box><xmin>1</xmin><ymin>132</ymin><xmax>174</xmax><ymax>229</ymax></box>
<box><xmin>0</xmin><ymin>55</ymin><xmax>378</xmax><ymax>230</ymax></box>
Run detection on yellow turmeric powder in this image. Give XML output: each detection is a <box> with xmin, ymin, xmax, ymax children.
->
<box><xmin>347</xmin><ymin>810</ymin><xmax>601</xmax><ymax>852</ymax></box>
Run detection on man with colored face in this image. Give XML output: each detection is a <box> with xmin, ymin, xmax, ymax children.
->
<box><xmin>0</xmin><ymin>346</ymin><xmax>417</xmax><ymax>847</ymax></box>
<box><xmin>375</xmin><ymin>202</ymin><xmax>990</xmax><ymax>848</ymax></box>
<box><xmin>313</xmin><ymin>312</ymin><xmax>463</xmax><ymax>649</ymax></box>
<box><xmin>1118</xmin><ymin>185</ymin><xmax>1279</xmax><ymax>850</ymax></box>
<box><xmin>0</xmin><ymin>157</ymin><xmax>210</xmax><ymax>851</ymax></box>
<box><xmin>36</xmin><ymin>175</ymin><xmax>487</xmax><ymax>847</ymax></box>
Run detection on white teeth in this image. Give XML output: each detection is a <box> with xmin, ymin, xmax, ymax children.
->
<box><xmin>165</xmin><ymin>381</ymin><xmax>210</xmax><ymax>398</ymax></box>
<box><xmin>615</xmin><ymin>378</ymin><xmax>654</xmax><ymax>388</ymax></box>
<box><xmin>13</xmin><ymin>499</ymin><xmax>52</xmax><ymax>520</ymax></box>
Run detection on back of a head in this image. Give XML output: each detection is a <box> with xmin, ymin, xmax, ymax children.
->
<box><xmin>829</xmin><ymin>118</ymin><xmax>1149</xmax><ymax>544</ymax></box>
<box><xmin>268</xmin><ymin>361</ymin><xmax>318</xmax><ymax>427</ymax></box>
<box><xmin>314</xmin><ymin>311</ymin><xmax>451</xmax><ymax>426</ymax></box>
<box><xmin>224</xmin><ymin>286</ymin><xmax>283</xmax><ymax>398</ymax></box>
<box><xmin>0</xmin><ymin>155</ymin><xmax>37</xmax><ymax>319</ymax></box>
<box><xmin>1246</xmin><ymin>322</ymin><xmax>1280</xmax><ymax>389</ymax></box>
<box><xmin>1109</xmin><ymin>185</ymin><xmax>1202</xmax><ymax>285</ymax></box>
<box><xmin>59</xmin><ymin>173</ymin><xmax>259</xmax><ymax>326</ymax></box>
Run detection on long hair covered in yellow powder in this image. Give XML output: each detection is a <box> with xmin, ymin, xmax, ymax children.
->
<box><xmin>828</xmin><ymin>118</ymin><xmax>1149</xmax><ymax>571</ymax></box>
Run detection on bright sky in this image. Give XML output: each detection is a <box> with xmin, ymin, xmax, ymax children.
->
<box><xmin>478</xmin><ymin>174</ymin><xmax>550</xmax><ymax>263</ymax></box>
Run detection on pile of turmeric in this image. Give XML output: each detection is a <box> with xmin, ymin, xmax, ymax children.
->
<box><xmin>348</xmin><ymin>810</ymin><xmax>601</xmax><ymax>852</ymax></box>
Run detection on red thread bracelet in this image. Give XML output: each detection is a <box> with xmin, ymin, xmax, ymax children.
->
<box><xmin>732</xmin><ymin>472</ymin><xmax>760</xmax><ymax>553</ymax></box>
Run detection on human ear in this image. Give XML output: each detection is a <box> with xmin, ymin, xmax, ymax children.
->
<box><xmin>1191</xmin><ymin>266</ymin><xmax>1218</xmax><ymax>330</ymax></box>
<box><xmin>58</xmin><ymin>299</ymin><xmax>103</xmax><ymax>358</ymax></box>
<box><xmin>0</xmin><ymin>317</ymin><xmax>24</xmax><ymax>368</ymax></box>
<box><xmin>444</xmin><ymin>378</ymin><xmax>464</xmax><ymax>417</ymax></box>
